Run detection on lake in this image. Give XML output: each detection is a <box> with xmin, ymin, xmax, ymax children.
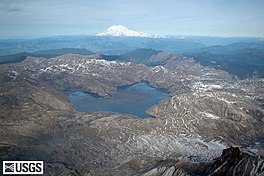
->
<box><xmin>68</xmin><ymin>82</ymin><xmax>168</xmax><ymax>118</ymax></box>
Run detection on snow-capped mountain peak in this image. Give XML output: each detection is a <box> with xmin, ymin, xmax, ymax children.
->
<box><xmin>96</xmin><ymin>25</ymin><xmax>161</xmax><ymax>38</ymax></box>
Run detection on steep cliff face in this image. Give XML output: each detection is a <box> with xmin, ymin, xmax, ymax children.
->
<box><xmin>141</xmin><ymin>147</ymin><xmax>264</xmax><ymax>176</ymax></box>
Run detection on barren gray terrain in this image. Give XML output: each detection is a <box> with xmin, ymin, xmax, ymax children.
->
<box><xmin>0</xmin><ymin>52</ymin><xmax>264</xmax><ymax>175</ymax></box>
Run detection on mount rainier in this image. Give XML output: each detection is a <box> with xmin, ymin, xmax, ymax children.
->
<box><xmin>96</xmin><ymin>25</ymin><xmax>162</xmax><ymax>38</ymax></box>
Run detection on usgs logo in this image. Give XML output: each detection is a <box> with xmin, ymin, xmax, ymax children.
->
<box><xmin>3</xmin><ymin>161</ymin><xmax>43</xmax><ymax>175</ymax></box>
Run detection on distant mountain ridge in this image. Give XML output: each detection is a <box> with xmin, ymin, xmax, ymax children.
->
<box><xmin>0</xmin><ymin>35</ymin><xmax>205</xmax><ymax>56</ymax></box>
<box><xmin>96</xmin><ymin>25</ymin><xmax>162</xmax><ymax>38</ymax></box>
<box><xmin>185</xmin><ymin>42</ymin><xmax>264</xmax><ymax>79</ymax></box>
<box><xmin>0</xmin><ymin>48</ymin><xmax>94</xmax><ymax>64</ymax></box>
<box><xmin>188</xmin><ymin>41</ymin><xmax>264</xmax><ymax>54</ymax></box>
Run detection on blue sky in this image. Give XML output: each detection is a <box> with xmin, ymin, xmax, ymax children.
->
<box><xmin>0</xmin><ymin>0</ymin><xmax>264</xmax><ymax>38</ymax></box>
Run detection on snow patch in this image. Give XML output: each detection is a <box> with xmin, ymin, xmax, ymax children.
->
<box><xmin>200</xmin><ymin>112</ymin><xmax>220</xmax><ymax>119</ymax></box>
<box><xmin>97</xmin><ymin>25</ymin><xmax>162</xmax><ymax>38</ymax></box>
<box><xmin>127</xmin><ymin>134</ymin><xmax>226</xmax><ymax>161</ymax></box>
<box><xmin>192</xmin><ymin>82</ymin><xmax>223</xmax><ymax>93</ymax></box>
<box><xmin>151</xmin><ymin>66</ymin><xmax>168</xmax><ymax>73</ymax></box>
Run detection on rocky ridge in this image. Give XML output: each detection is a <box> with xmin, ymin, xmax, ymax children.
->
<box><xmin>0</xmin><ymin>52</ymin><xmax>264</xmax><ymax>175</ymax></box>
<box><xmin>141</xmin><ymin>147</ymin><xmax>264</xmax><ymax>176</ymax></box>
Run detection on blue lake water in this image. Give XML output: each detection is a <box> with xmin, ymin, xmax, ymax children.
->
<box><xmin>68</xmin><ymin>82</ymin><xmax>168</xmax><ymax>118</ymax></box>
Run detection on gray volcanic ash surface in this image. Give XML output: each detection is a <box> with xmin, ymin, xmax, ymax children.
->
<box><xmin>0</xmin><ymin>52</ymin><xmax>264</xmax><ymax>175</ymax></box>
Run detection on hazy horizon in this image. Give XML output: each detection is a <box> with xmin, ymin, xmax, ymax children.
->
<box><xmin>1</xmin><ymin>0</ymin><xmax>264</xmax><ymax>39</ymax></box>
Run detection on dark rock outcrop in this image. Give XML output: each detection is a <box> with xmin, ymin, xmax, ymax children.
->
<box><xmin>141</xmin><ymin>147</ymin><xmax>264</xmax><ymax>176</ymax></box>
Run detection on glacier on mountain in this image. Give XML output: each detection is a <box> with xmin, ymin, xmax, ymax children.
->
<box><xmin>96</xmin><ymin>25</ymin><xmax>162</xmax><ymax>38</ymax></box>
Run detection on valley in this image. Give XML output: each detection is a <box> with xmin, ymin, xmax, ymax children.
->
<box><xmin>0</xmin><ymin>47</ymin><xmax>264</xmax><ymax>175</ymax></box>
<box><xmin>1</xmin><ymin>0</ymin><xmax>264</xmax><ymax>174</ymax></box>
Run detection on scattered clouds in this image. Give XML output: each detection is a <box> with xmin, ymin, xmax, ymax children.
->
<box><xmin>0</xmin><ymin>0</ymin><xmax>264</xmax><ymax>38</ymax></box>
<box><xmin>0</xmin><ymin>1</ymin><xmax>21</xmax><ymax>12</ymax></box>
<box><xmin>6</xmin><ymin>7</ymin><xmax>22</xmax><ymax>12</ymax></box>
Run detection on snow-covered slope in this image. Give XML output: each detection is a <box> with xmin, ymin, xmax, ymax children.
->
<box><xmin>96</xmin><ymin>25</ymin><xmax>161</xmax><ymax>38</ymax></box>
